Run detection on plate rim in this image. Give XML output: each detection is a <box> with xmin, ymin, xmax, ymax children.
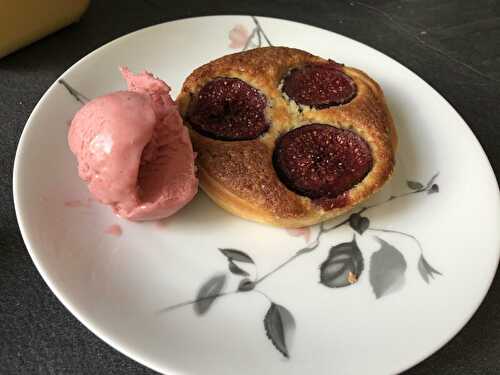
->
<box><xmin>13</xmin><ymin>14</ymin><xmax>500</xmax><ymax>375</ymax></box>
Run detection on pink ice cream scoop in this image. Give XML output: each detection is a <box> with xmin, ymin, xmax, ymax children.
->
<box><xmin>68</xmin><ymin>67</ymin><xmax>198</xmax><ymax>221</ymax></box>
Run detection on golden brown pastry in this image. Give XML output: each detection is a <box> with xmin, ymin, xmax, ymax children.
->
<box><xmin>177</xmin><ymin>47</ymin><xmax>396</xmax><ymax>228</ymax></box>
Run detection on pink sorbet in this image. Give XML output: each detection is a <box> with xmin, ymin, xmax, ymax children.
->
<box><xmin>68</xmin><ymin>67</ymin><xmax>198</xmax><ymax>221</ymax></box>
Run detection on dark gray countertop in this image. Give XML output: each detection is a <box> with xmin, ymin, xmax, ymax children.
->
<box><xmin>1</xmin><ymin>0</ymin><xmax>499</xmax><ymax>374</ymax></box>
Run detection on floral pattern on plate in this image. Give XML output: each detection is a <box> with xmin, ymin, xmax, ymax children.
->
<box><xmin>159</xmin><ymin>173</ymin><xmax>442</xmax><ymax>358</ymax></box>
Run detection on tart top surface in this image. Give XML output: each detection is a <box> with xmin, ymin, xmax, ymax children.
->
<box><xmin>177</xmin><ymin>47</ymin><xmax>396</xmax><ymax>224</ymax></box>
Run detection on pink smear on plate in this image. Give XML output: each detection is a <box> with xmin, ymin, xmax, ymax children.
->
<box><xmin>105</xmin><ymin>224</ymin><xmax>122</xmax><ymax>237</ymax></box>
<box><xmin>229</xmin><ymin>24</ymin><xmax>250</xmax><ymax>48</ymax></box>
<box><xmin>155</xmin><ymin>219</ymin><xmax>170</xmax><ymax>229</ymax></box>
<box><xmin>64</xmin><ymin>198</ymin><xmax>93</xmax><ymax>208</ymax></box>
<box><xmin>286</xmin><ymin>227</ymin><xmax>312</xmax><ymax>242</ymax></box>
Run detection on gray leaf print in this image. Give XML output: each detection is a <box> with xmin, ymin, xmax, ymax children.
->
<box><xmin>228</xmin><ymin>260</ymin><xmax>250</xmax><ymax>276</ymax></box>
<box><xmin>58</xmin><ymin>79</ymin><xmax>90</xmax><ymax>104</ymax></box>
<box><xmin>264</xmin><ymin>303</ymin><xmax>295</xmax><ymax>358</ymax></box>
<box><xmin>348</xmin><ymin>213</ymin><xmax>370</xmax><ymax>235</ymax></box>
<box><xmin>194</xmin><ymin>274</ymin><xmax>226</xmax><ymax>315</ymax></box>
<box><xmin>296</xmin><ymin>247</ymin><xmax>315</xmax><ymax>256</ymax></box>
<box><xmin>296</xmin><ymin>240</ymin><xmax>319</xmax><ymax>256</ymax></box>
<box><xmin>369</xmin><ymin>237</ymin><xmax>407</xmax><ymax>298</ymax></box>
<box><xmin>428</xmin><ymin>184</ymin><xmax>439</xmax><ymax>194</ymax></box>
<box><xmin>218</xmin><ymin>248</ymin><xmax>254</xmax><ymax>263</ymax></box>
<box><xmin>238</xmin><ymin>278</ymin><xmax>255</xmax><ymax>292</ymax></box>
<box><xmin>417</xmin><ymin>256</ymin><xmax>430</xmax><ymax>283</ymax></box>
<box><xmin>407</xmin><ymin>180</ymin><xmax>424</xmax><ymax>190</ymax></box>
<box><xmin>219</xmin><ymin>248</ymin><xmax>254</xmax><ymax>276</ymax></box>
<box><xmin>417</xmin><ymin>255</ymin><xmax>442</xmax><ymax>283</ymax></box>
<box><xmin>424</xmin><ymin>173</ymin><xmax>439</xmax><ymax>189</ymax></box>
<box><xmin>319</xmin><ymin>237</ymin><xmax>364</xmax><ymax>288</ymax></box>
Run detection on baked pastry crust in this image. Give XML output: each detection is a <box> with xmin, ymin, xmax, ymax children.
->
<box><xmin>177</xmin><ymin>47</ymin><xmax>397</xmax><ymax>228</ymax></box>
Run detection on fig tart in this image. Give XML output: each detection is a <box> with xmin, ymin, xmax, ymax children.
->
<box><xmin>177</xmin><ymin>47</ymin><xmax>396</xmax><ymax>228</ymax></box>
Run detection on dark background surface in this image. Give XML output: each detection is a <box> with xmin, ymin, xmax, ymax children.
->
<box><xmin>1</xmin><ymin>0</ymin><xmax>499</xmax><ymax>374</ymax></box>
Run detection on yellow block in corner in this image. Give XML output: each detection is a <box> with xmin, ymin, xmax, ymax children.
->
<box><xmin>0</xmin><ymin>0</ymin><xmax>90</xmax><ymax>58</ymax></box>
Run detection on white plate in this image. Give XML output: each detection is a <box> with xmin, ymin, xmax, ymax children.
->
<box><xmin>13</xmin><ymin>15</ymin><xmax>500</xmax><ymax>375</ymax></box>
